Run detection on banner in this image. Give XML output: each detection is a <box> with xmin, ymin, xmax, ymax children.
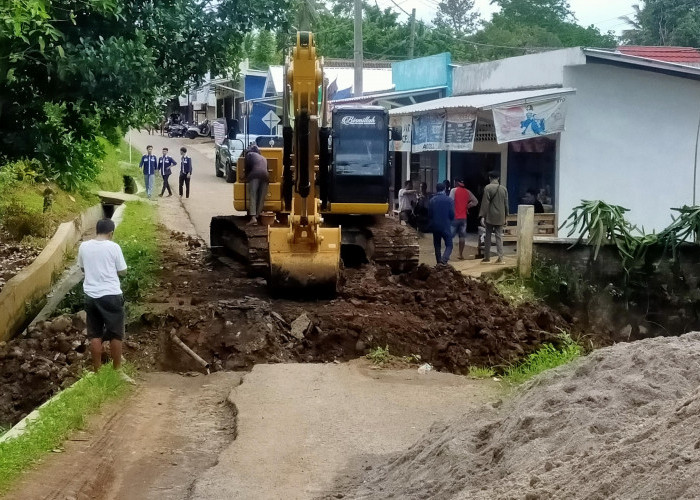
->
<box><xmin>492</xmin><ymin>97</ymin><xmax>567</xmax><ymax>144</ymax></box>
<box><xmin>445</xmin><ymin>111</ymin><xmax>477</xmax><ymax>151</ymax></box>
<box><xmin>412</xmin><ymin>113</ymin><xmax>445</xmax><ymax>152</ymax></box>
<box><xmin>212</xmin><ymin>120</ymin><xmax>226</xmax><ymax>145</ymax></box>
<box><xmin>389</xmin><ymin>115</ymin><xmax>412</xmax><ymax>152</ymax></box>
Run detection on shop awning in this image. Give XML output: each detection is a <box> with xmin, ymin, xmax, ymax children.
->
<box><xmin>388</xmin><ymin>87</ymin><xmax>576</xmax><ymax>116</ymax></box>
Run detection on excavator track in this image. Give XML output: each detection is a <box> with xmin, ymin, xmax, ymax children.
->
<box><xmin>210</xmin><ymin>216</ymin><xmax>270</xmax><ymax>276</ymax></box>
<box><xmin>212</xmin><ymin>214</ymin><xmax>419</xmax><ymax>277</ymax></box>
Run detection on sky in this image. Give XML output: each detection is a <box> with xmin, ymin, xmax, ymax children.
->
<box><xmin>374</xmin><ymin>0</ymin><xmax>637</xmax><ymax>35</ymax></box>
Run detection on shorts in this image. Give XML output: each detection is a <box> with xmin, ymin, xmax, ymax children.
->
<box><xmin>85</xmin><ymin>294</ymin><xmax>125</xmax><ymax>341</ymax></box>
<box><xmin>452</xmin><ymin>219</ymin><xmax>467</xmax><ymax>239</ymax></box>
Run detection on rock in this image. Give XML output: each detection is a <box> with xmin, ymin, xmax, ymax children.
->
<box><xmin>290</xmin><ymin>313</ymin><xmax>312</xmax><ymax>340</ymax></box>
<box><xmin>355</xmin><ymin>340</ymin><xmax>366</xmax><ymax>353</ymax></box>
<box><xmin>72</xmin><ymin>311</ymin><xmax>87</xmax><ymax>330</ymax></box>
<box><xmin>620</xmin><ymin>324</ymin><xmax>633</xmax><ymax>339</ymax></box>
<box><xmin>639</xmin><ymin>324</ymin><xmax>649</xmax><ymax>336</ymax></box>
<box><xmin>50</xmin><ymin>315</ymin><xmax>72</xmax><ymax>333</ymax></box>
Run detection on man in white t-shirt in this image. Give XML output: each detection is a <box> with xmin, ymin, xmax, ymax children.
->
<box><xmin>398</xmin><ymin>180</ymin><xmax>417</xmax><ymax>226</ymax></box>
<box><xmin>77</xmin><ymin>219</ymin><xmax>128</xmax><ymax>373</ymax></box>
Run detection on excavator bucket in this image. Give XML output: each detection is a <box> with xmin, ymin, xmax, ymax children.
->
<box><xmin>268</xmin><ymin>225</ymin><xmax>341</xmax><ymax>292</ymax></box>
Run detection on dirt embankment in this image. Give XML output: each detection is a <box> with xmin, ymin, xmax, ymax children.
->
<box><xmin>0</xmin><ymin>313</ymin><xmax>89</xmax><ymax>426</ymax></box>
<box><xmin>145</xmin><ymin>242</ymin><xmax>569</xmax><ymax>375</ymax></box>
<box><xmin>0</xmin><ymin>233</ymin><xmax>41</xmax><ymax>293</ymax></box>
<box><xmin>334</xmin><ymin>333</ymin><xmax>700</xmax><ymax>500</ymax></box>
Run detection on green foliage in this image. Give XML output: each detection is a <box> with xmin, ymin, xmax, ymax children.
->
<box><xmin>113</xmin><ymin>201</ymin><xmax>160</xmax><ymax>302</ymax></box>
<box><xmin>251</xmin><ymin>30</ymin><xmax>280</xmax><ymax>69</ymax></box>
<box><xmin>367</xmin><ymin>345</ymin><xmax>391</xmax><ymax>365</ymax></box>
<box><xmin>432</xmin><ymin>0</ymin><xmax>481</xmax><ymax>35</ymax></box>
<box><xmin>468</xmin><ymin>366</ymin><xmax>495</xmax><ymax>379</ymax></box>
<box><xmin>503</xmin><ymin>332</ymin><xmax>581</xmax><ymax>384</ymax></box>
<box><xmin>1</xmin><ymin>0</ymin><xmax>290</xmax><ymax>189</ymax></box>
<box><xmin>0</xmin><ymin>364</ymin><xmax>134</xmax><ymax>493</ymax></box>
<box><xmin>621</xmin><ymin>0</ymin><xmax>700</xmax><ymax>46</ymax></box>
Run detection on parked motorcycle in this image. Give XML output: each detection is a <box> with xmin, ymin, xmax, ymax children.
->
<box><xmin>186</xmin><ymin>120</ymin><xmax>211</xmax><ymax>139</ymax></box>
<box><xmin>167</xmin><ymin>123</ymin><xmax>188</xmax><ymax>138</ymax></box>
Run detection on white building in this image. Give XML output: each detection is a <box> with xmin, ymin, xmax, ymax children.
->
<box><xmin>391</xmin><ymin>48</ymin><xmax>700</xmax><ymax>233</ymax></box>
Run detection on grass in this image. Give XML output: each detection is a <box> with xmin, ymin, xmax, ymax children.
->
<box><xmin>493</xmin><ymin>275</ymin><xmax>538</xmax><ymax>305</ymax></box>
<box><xmin>468</xmin><ymin>366</ymin><xmax>496</xmax><ymax>379</ymax></box>
<box><xmin>0</xmin><ymin>138</ymin><xmax>144</xmax><ymax>246</ymax></box>
<box><xmin>113</xmin><ymin>201</ymin><xmax>160</xmax><ymax>306</ymax></box>
<box><xmin>503</xmin><ymin>332</ymin><xmax>582</xmax><ymax>384</ymax></box>
<box><xmin>0</xmin><ymin>364</ymin><xmax>135</xmax><ymax>494</ymax></box>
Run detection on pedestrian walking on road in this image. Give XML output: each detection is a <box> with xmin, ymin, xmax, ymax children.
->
<box><xmin>179</xmin><ymin>147</ymin><xmax>193</xmax><ymax>198</ymax></box>
<box><xmin>479</xmin><ymin>171</ymin><xmax>509</xmax><ymax>264</ymax></box>
<box><xmin>245</xmin><ymin>145</ymin><xmax>269</xmax><ymax>225</ymax></box>
<box><xmin>450</xmin><ymin>179</ymin><xmax>478</xmax><ymax>260</ymax></box>
<box><xmin>158</xmin><ymin>147</ymin><xmax>177</xmax><ymax>197</ymax></box>
<box><xmin>78</xmin><ymin>219</ymin><xmax>132</xmax><ymax>381</ymax></box>
<box><xmin>428</xmin><ymin>182</ymin><xmax>455</xmax><ymax>265</ymax></box>
<box><xmin>139</xmin><ymin>145</ymin><xmax>158</xmax><ymax>199</ymax></box>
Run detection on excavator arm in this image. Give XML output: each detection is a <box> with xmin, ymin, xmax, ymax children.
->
<box><xmin>267</xmin><ymin>31</ymin><xmax>341</xmax><ymax>292</ymax></box>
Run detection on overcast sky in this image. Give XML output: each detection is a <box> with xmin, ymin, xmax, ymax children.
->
<box><xmin>373</xmin><ymin>0</ymin><xmax>636</xmax><ymax>35</ymax></box>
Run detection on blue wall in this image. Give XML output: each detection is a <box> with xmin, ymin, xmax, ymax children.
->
<box><xmin>245</xmin><ymin>75</ymin><xmax>277</xmax><ymax>135</ymax></box>
<box><xmin>392</xmin><ymin>53</ymin><xmax>452</xmax><ymax>95</ymax></box>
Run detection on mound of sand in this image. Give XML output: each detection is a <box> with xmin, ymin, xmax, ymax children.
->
<box><xmin>340</xmin><ymin>333</ymin><xmax>700</xmax><ymax>499</ymax></box>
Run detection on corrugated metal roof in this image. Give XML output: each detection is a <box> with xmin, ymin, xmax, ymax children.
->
<box><xmin>388</xmin><ymin>88</ymin><xmax>576</xmax><ymax>116</ymax></box>
<box><xmin>584</xmin><ymin>48</ymin><xmax>700</xmax><ymax>77</ymax></box>
<box><xmin>617</xmin><ymin>46</ymin><xmax>700</xmax><ymax>65</ymax></box>
<box><xmin>331</xmin><ymin>85</ymin><xmax>446</xmax><ymax>104</ymax></box>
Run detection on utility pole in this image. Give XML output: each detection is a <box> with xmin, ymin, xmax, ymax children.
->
<box><xmin>353</xmin><ymin>0</ymin><xmax>363</xmax><ymax>97</ymax></box>
<box><xmin>408</xmin><ymin>8</ymin><xmax>416</xmax><ymax>59</ymax></box>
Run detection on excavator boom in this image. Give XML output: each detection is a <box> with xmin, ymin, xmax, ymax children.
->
<box><xmin>267</xmin><ymin>31</ymin><xmax>341</xmax><ymax>291</ymax></box>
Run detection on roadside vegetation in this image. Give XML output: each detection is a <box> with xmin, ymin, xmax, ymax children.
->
<box><xmin>0</xmin><ymin>138</ymin><xmax>143</xmax><ymax>248</ymax></box>
<box><xmin>503</xmin><ymin>332</ymin><xmax>582</xmax><ymax>384</ymax></box>
<box><xmin>0</xmin><ymin>364</ymin><xmax>135</xmax><ymax>494</ymax></box>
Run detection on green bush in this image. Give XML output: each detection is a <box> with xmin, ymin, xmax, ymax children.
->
<box><xmin>0</xmin><ymin>201</ymin><xmax>50</xmax><ymax>240</ymax></box>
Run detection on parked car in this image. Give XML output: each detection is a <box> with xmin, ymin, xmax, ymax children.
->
<box><xmin>215</xmin><ymin>137</ymin><xmax>246</xmax><ymax>183</ymax></box>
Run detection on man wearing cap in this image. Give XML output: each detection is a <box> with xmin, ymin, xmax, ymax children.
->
<box><xmin>139</xmin><ymin>145</ymin><xmax>158</xmax><ymax>199</ymax></box>
<box><xmin>450</xmin><ymin>179</ymin><xmax>478</xmax><ymax>260</ymax></box>
<box><xmin>244</xmin><ymin>145</ymin><xmax>269</xmax><ymax>225</ymax></box>
<box><xmin>479</xmin><ymin>171</ymin><xmax>509</xmax><ymax>264</ymax></box>
<box><xmin>158</xmin><ymin>147</ymin><xmax>177</xmax><ymax>197</ymax></box>
<box><xmin>179</xmin><ymin>147</ymin><xmax>193</xmax><ymax>198</ymax></box>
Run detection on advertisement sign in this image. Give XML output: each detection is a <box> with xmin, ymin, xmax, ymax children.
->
<box><xmin>445</xmin><ymin>111</ymin><xmax>477</xmax><ymax>151</ymax></box>
<box><xmin>389</xmin><ymin>115</ymin><xmax>412</xmax><ymax>152</ymax></box>
<box><xmin>212</xmin><ymin>120</ymin><xmax>226</xmax><ymax>145</ymax></box>
<box><xmin>412</xmin><ymin>113</ymin><xmax>445</xmax><ymax>152</ymax></box>
<box><xmin>492</xmin><ymin>97</ymin><xmax>567</xmax><ymax>144</ymax></box>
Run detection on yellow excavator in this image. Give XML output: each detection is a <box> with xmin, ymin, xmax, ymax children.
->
<box><xmin>210</xmin><ymin>31</ymin><xmax>418</xmax><ymax>291</ymax></box>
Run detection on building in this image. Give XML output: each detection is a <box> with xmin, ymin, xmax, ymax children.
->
<box><xmin>389</xmin><ymin>47</ymin><xmax>700</xmax><ymax>233</ymax></box>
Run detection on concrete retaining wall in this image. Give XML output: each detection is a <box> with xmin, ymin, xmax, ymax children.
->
<box><xmin>0</xmin><ymin>205</ymin><xmax>103</xmax><ymax>342</ymax></box>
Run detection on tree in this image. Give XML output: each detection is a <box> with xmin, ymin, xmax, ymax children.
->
<box><xmin>252</xmin><ymin>30</ymin><xmax>280</xmax><ymax>69</ymax></box>
<box><xmin>621</xmin><ymin>0</ymin><xmax>700</xmax><ymax>46</ymax></box>
<box><xmin>0</xmin><ymin>0</ymin><xmax>291</xmax><ymax>189</ymax></box>
<box><xmin>433</xmin><ymin>0</ymin><xmax>481</xmax><ymax>35</ymax></box>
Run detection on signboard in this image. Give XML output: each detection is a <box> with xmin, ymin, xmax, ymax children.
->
<box><xmin>389</xmin><ymin>115</ymin><xmax>412</xmax><ymax>152</ymax></box>
<box><xmin>262</xmin><ymin>110</ymin><xmax>280</xmax><ymax>134</ymax></box>
<box><xmin>492</xmin><ymin>97</ymin><xmax>567</xmax><ymax>144</ymax></box>
<box><xmin>412</xmin><ymin>113</ymin><xmax>445</xmax><ymax>152</ymax></box>
<box><xmin>212</xmin><ymin>120</ymin><xmax>226</xmax><ymax>145</ymax></box>
<box><xmin>445</xmin><ymin>111</ymin><xmax>477</xmax><ymax>151</ymax></box>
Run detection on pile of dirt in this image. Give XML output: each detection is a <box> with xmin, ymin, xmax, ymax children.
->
<box><xmin>0</xmin><ymin>232</ymin><xmax>41</xmax><ymax>292</ymax></box>
<box><xmin>335</xmin><ymin>333</ymin><xmax>700</xmax><ymax>499</ymax></box>
<box><xmin>0</xmin><ymin>313</ymin><xmax>90</xmax><ymax>427</ymax></box>
<box><xmin>146</xmin><ymin>258</ymin><xmax>568</xmax><ymax>375</ymax></box>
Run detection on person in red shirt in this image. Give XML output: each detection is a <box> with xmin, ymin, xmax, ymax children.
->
<box><xmin>449</xmin><ymin>179</ymin><xmax>478</xmax><ymax>259</ymax></box>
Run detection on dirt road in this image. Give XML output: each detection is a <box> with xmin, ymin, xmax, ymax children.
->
<box><xmin>4</xmin><ymin>372</ymin><xmax>241</xmax><ymax>500</ymax></box>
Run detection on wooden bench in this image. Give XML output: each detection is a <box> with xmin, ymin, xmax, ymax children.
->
<box><xmin>503</xmin><ymin>213</ymin><xmax>558</xmax><ymax>242</ymax></box>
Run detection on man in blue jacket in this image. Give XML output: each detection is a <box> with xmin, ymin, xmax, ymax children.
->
<box><xmin>179</xmin><ymin>147</ymin><xmax>193</xmax><ymax>198</ymax></box>
<box><xmin>139</xmin><ymin>145</ymin><xmax>158</xmax><ymax>198</ymax></box>
<box><xmin>428</xmin><ymin>182</ymin><xmax>455</xmax><ymax>265</ymax></box>
<box><xmin>158</xmin><ymin>147</ymin><xmax>177</xmax><ymax>197</ymax></box>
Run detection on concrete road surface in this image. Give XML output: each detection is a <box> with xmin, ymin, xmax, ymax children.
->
<box><xmin>190</xmin><ymin>361</ymin><xmax>501</xmax><ymax>499</ymax></box>
<box><xmin>126</xmin><ymin>129</ymin><xmax>244</xmax><ymax>245</ymax></box>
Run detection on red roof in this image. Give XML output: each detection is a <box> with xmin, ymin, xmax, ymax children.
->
<box><xmin>617</xmin><ymin>46</ymin><xmax>700</xmax><ymax>65</ymax></box>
